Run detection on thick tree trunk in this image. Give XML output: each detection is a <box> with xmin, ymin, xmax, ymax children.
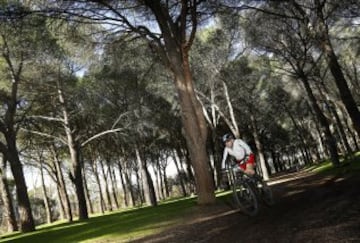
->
<box><xmin>0</xmin><ymin>157</ymin><xmax>18</xmax><ymax>232</ymax></box>
<box><xmin>144</xmin><ymin>1</ymin><xmax>215</xmax><ymax>204</ymax></box>
<box><xmin>4</xmin><ymin>138</ymin><xmax>35</xmax><ymax>232</ymax></box>
<box><xmin>174</xmin><ymin>64</ymin><xmax>214</xmax><ymax>203</ymax></box>
<box><xmin>69</xmin><ymin>145</ymin><xmax>88</xmax><ymax>219</ymax></box>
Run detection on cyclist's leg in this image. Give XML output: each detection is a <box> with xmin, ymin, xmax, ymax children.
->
<box><xmin>237</xmin><ymin>162</ymin><xmax>247</xmax><ymax>173</ymax></box>
<box><xmin>245</xmin><ymin>154</ymin><xmax>256</xmax><ymax>175</ymax></box>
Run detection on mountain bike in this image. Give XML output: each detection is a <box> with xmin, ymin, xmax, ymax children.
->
<box><xmin>225</xmin><ymin>164</ymin><xmax>274</xmax><ymax>216</ymax></box>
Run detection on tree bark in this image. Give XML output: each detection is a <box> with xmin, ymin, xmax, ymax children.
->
<box><xmin>0</xmin><ymin>156</ymin><xmax>18</xmax><ymax>232</ymax></box>
<box><xmin>0</xmin><ymin>53</ymin><xmax>35</xmax><ymax>231</ymax></box>
<box><xmin>6</xmin><ymin>150</ymin><xmax>35</xmax><ymax>232</ymax></box>
<box><xmin>145</xmin><ymin>0</ymin><xmax>215</xmax><ymax>204</ymax></box>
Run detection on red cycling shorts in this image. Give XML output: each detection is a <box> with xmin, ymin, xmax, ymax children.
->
<box><xmin>237</xmin><ymin>153</ymin><xmax>255</xmax><ymax>171</ymax></box>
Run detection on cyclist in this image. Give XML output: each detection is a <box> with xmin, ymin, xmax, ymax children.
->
<box><xmin>221</xmin><ymin>133</ymin><xmax>256</xmax><ymax>176</ymax></box>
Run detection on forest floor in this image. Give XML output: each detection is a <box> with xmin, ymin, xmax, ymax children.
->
<box><xmin>132</xmin><ymin>167</ymin><xmax>360</xmax><ymax>243</ymax></box>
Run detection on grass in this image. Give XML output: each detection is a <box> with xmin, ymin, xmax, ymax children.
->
<box><xmin>2</xmin><ymin>152</ymin><xmax>359</xmax><ymax>242</ymax></box>
<box><xmin>0</xmin><ymin>197</ymin><xmax>197</xmax><ymax>243</ymax></box>
<box><xmin>306</xmin><ymin>151</ymin><xmax>360</xmax><ymax>176</ymax></box>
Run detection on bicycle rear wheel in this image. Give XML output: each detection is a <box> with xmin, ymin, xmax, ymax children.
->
<box><xmin>232</xmin><ymin>180</ymin><xmax>258</xmax><ymax>216</ymax></box>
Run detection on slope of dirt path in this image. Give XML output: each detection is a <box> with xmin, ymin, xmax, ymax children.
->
<box><xmin>132</xmin><ymin>170</ymin><xmax>360</xmax><ymax>243</ymax></box>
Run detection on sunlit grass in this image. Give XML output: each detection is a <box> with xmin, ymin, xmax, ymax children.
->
<box><xmin>309</xmin><ymin>152</ymin><xmax>360</xmax><ymax>175</ymax></box>
<box><xmin>0</xmin><ymin>197</ymin><xmax>197</xmax><ymax>243</ymax></box>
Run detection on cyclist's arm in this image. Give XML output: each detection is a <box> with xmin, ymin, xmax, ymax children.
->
<box><xmin>238</xmin><ymin>139</ymin><xmax>252</xmax><ymax>155</ymax></box>
<box><xmin>221</xmin><ymin>148</ymin><xmax>228</xmax><ymax>170</ymax></box>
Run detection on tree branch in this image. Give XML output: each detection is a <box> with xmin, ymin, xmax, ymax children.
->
<box><xmin>80</xmin><ymin>128</ymin><xmax>126</xmax><ymax>147</ymax></box>
<box><xmin>20</xmin><ymin>129</ymin><xmax>68</xmax><ymax>145</ymax></box>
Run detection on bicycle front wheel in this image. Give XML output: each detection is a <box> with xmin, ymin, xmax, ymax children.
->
<box><xmin>257</xmin><ymin>180</ymin><xmax>274</xmax><ymax>206</ymax></box>
<box><xmin>233</xmin><ymin>180</ymin><xmax>258</xmax><ymax>216</ymax></box>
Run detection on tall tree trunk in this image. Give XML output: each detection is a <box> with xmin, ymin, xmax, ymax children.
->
<box><xmin>99</xmin><ymin>160</ymin><xmax>113</xmax><ymax>211</ymax></box>
<box><xmin>250</xmin><ymin>114</ymin><xmax>270</xmax><ymax>180</ymax></box>
<box><xmin>40</xmin><ymin>158</ymin><xmax>52</xmax><ymax>224</ymax></box>
<box><xmin>135</xmin><ymin>147</ymin><xmax>157</xmax><ymax>206</ymax></box>
<box><xmin>162</xmin><ymin>167</ymin><xmax>170</xmax><ymax>198</ymax></box>
<box><xmin>6</xmin><ymin>143</ymin><xmax>35</xmax><ymax>232</ymax></box>
<box><xmin>57</xmin><ymin>79</ymin><xmax>88</xmax><ymax>219</ymax></box>
<box><xmin>315</xmin><ymin>81</ymin><xmax>353</xmax><ymax>155</ymax></box>
<box><xmin>51</xmin><ymin>147</ymin><xmax>72</xmax><ymax>221</ymax></box>
<box><xmin>222</xmin><ymin>81</ymin><xmax>240</xmax><ymax>137</ymax></box>
<box><xmin>55</xmin><ymin>184</ymin><xmax>65</xmax><ymax>220</ymax></box>
<box><xmin>0</xmin><ymin>156</ymin><xmax>18</xmax><ymax>232</ymax></box>
<box><xmin>314</xmin><ymin>0</ymin><xmax>360</xmax><ymax>136</ymax></box>
<box><xmin>91</xmin><ymin>161</ymin><xmax>105</xmax><ymax>213</ymax></box>
<box><xmin>135</xmin><ymin>169</ymin><xmax>143</xmax><ymax>204</ymax></box>
<box><xmin>183</xmin><ymin>149</ymin><xmax>196</xmax><ymax>194</ymax></box>
<box><xmin>0</xmin><ymin>35</ymin><xmax>35</xmax><ymax>232</ymax></box>
<box><xmin>117</xmin><ymin>161</ymin><xmax>128</xmax><ymax>207</ymax></box>
<box><xmin>156</xmin><ymin>160</ymin><xmax>165</xmax><ymax>200</ymax></box>
<box><xmin>284</xmin><ymin>106</ymin><xmax>313</xmax><ymax>164</ymax></box>
<box><xmin>107</xmin><ymin>161</ymin><xmax>119</xmax><ymax>209</ymax></box>
<box><xmin>300</xmin><ymin>73</ymin><xmax>340</xmax><ymax>166</ymax></box>
<box><xmin>69</xmin><ymin>145</ymin><xmax>88</xmax><ymax>219</ymax></box>
<box><xmin>124</xmin><ymin>168</ymin><xmax>135</xmax><ymax>207</ymax></box>
<box><xmin>172</xmin><ymin>150</ymin><xmax>187</xmax><ymax>197</ymax></box>
<box><xmin>145</xmin><ymin>1</ymin><xmax>215</xmax><ymax>204</ymax></box>
<box><xmin>82</xmin><ymin>165</ymin><xmax>94</xmax><ymax>214</ymax></box>
<box><xmin>330</xmin><ymin>104</ymin><xmax>352</xmax><ymax>155</ymax></box>
<box><xmin>153</xmin><ymin>161</ymin><xmax>162</xmax><ymax>200</ymax></box>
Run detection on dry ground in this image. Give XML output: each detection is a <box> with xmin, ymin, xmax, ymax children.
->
<box><xmin>132</xmin><ymin>169</ymin><xmax>360</xmax><ymax>243</ymax></box>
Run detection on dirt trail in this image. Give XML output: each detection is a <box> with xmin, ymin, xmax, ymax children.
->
<box><xmin>132</xmin><ymin>170</ymin><xmax>360</xmax><ymax>243</ymax></box>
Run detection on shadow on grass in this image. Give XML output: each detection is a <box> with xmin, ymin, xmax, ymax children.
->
<box><xmin>0</xmin><ymin>197</ymin><xmax>197</xmax><ymax>243</ymax></box>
